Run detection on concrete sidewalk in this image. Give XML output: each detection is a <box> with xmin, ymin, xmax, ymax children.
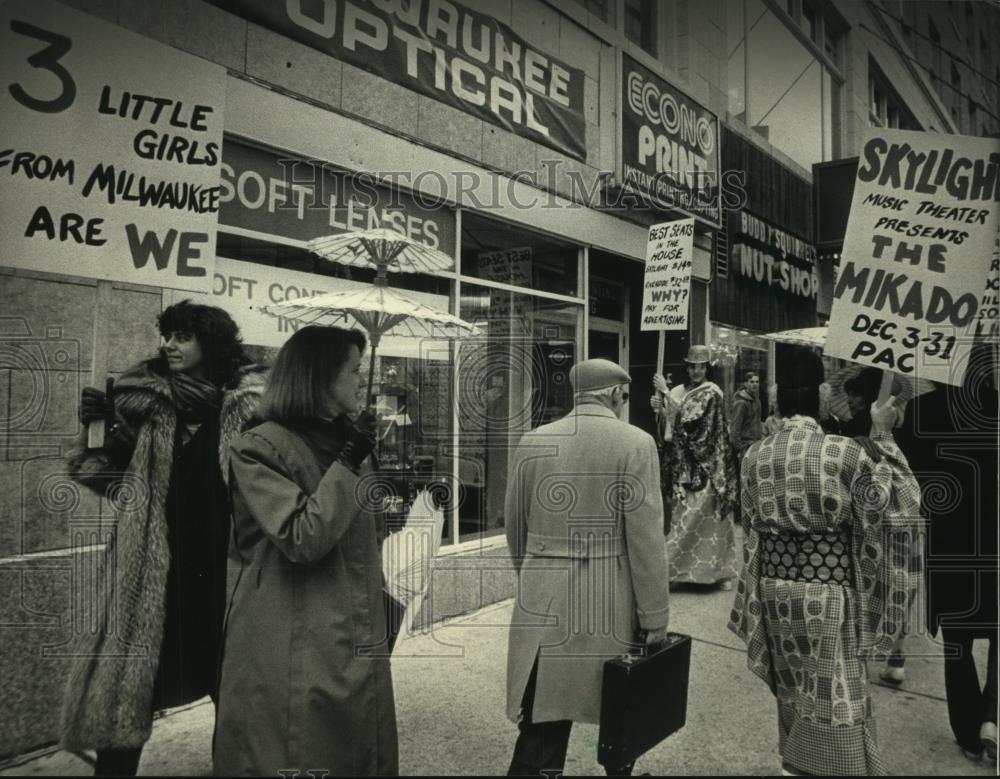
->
<box><xmin>2</xmin><ymin>586</ymin><xmax>995</xmax><ymax>776</ymax></box>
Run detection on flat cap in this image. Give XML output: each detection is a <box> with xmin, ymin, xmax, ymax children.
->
<box><xmin>570</xmin><ymin>358</ymin><xmax>631</xmax><ymax>392</ymax></box>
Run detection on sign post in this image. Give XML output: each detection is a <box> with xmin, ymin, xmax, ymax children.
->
<box><xmin>825</xmin><ymin>128</ymin><xmax>1000</xmax><ymax>389</ymax></box>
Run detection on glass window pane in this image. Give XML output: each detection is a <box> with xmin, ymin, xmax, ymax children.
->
<box><xmin>457</xmin><ymin>285</ymin><xmax>581</xmax><ymax>541</ymax></box>
<box><xmin>747</xmin><ymin>0</ymin><xmax>824</xmax><ymax>169</ymax></box>
<box><xmin>461</xmin><ymin>213</ymin><xmax>579</xmax><ymax>297</ymax></box>
<box><xmin>726</xmin><ymin>0</ymin><xmax>746</xmax><ymax>121</ymax></box>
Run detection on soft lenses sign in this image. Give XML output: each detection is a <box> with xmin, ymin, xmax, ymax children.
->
<box><xmin>219</xmin><ymin>141</ymin><xmax>456</xmax><ymax>258</ymax></box>
<box><xmin>0</xmin><ymin>0</ymin><xmax>225</xmax><ymax>292</ymax></box>
<box><xmin>211</xmin><ymin>0</ymin><xmax>587</xmax><ymax>161</ymax></box>
<box><xmin>621</xmin><ymin>56</ymin><xmax>720</xmax><ymax>226</ymax></box>
<box><xmin>825</xmin><ymin>128</ymin><xmax>1000</xmax><ymax>385</ymax></box>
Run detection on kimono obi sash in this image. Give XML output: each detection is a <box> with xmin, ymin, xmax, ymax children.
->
<box><xmin>760</xmin><ymin>530</ymin><xmax>854</xmax><ymax>587</ymax></box>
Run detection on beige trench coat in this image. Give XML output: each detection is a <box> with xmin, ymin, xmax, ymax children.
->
<box><xmin>213</xmin><ymin>421</ymin><xmax>397</xmax><ymax>777</ymax></box>
<box><xmin>505</xmin><ymin>401</ymin><xmax>671</xmax><ymax>724</ymax></box>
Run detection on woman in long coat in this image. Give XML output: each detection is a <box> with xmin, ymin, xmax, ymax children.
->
<box><xmin>213</xmin><ymin>325</ymin><xmax>398</xmax><ymax>777</ymax></box>
<box><xmin>665</xmin><ymin>346</ymin><xmax>739</xmax><ymax>587</ymax></box>
<box><xmin>62</xmin><ymin>301</ymin><xmax>265</xmax><ymax>776</ymax></box>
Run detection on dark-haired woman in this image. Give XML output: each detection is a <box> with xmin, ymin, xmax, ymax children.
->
<box><xmin>213</xmin><ymin>325</ymin><xmax>398</xmax><ymax>777</ymax></box>
<box><xmin>61</xmin><ymin>301</ymin><xmax>266</xmax><ymax>776</ymax></box>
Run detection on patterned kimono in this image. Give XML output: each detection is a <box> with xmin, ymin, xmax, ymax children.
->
<box><xmin>729</xmin><ymin>416</ymin><xmax>922</xmax><ymax>776</ymax></box>
<box><xmin>665</xmin><ymin>381</ymin><xmax>739</xmax><ymax>584</ymax></box>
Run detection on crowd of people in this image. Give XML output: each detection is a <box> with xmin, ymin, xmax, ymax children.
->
<box><xmin>59</xmin><ymin>301</ymin><xmax>997</xmax><ymax>777</ymax></box>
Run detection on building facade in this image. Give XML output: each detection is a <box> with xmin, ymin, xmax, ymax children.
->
<box><xmin>1</xmin><ymin>0</ymin><xmax>997</xmax><ymax>755</ymax></box>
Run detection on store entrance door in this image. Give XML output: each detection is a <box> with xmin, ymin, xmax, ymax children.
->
<box><xmin>588</xmin><ymin>317</ymin><xmax>628</xmax><ymax>411</ymax></box>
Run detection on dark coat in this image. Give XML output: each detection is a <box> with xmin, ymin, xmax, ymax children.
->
<box><xmin>896</xmin><ymin>382</ymin><xmax>999</xmax><ymax>635</ymax></box>
<box><xmin>61</xmin><ymin>361</ymin><xmax>265</xmax><ymax>750</ymax></box>
<box><xmin>729</xmin><ymin>387</ymin><xmax>763</xmax><ymax>456</ymax></box>
<box><xmin>213</xmin><ymin>420</ymin><xmax>398</xmax><ymax>777</ymax></box>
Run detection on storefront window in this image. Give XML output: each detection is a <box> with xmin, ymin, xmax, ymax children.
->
<box><xmin>710</xmin><ymin>324</ymin><xmax>770</xmax><ymax>418</ymax></box>
<box><xmin>456</xmin><ymin>284</ymin><xmax>582</xmax><ymax>542</ymax></box>
<box><xmin>461</xmin><ymin>213</ymin><xmax>579</xmax><ymax>297</ymax></box>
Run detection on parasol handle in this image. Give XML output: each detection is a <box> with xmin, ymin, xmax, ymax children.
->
<box><xmin>367</xmin><ymin>334</ymin><xmax>380</xmax><ymax>409</ymax></box>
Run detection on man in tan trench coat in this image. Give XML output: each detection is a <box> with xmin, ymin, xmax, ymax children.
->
<box><xmin>505</xmin><ymin>359</ymin><xmax>671</xmax><ymax>777</ymax></box>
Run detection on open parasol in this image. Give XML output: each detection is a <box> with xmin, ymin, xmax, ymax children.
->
<box><xmin>307</xmin><ymin>228</ymin><xmax>455</xmax><ymax>275</ymax></box>
<box><xmin>761</xmin><ymin>326</ymin><xmax>828</xmax><ymax>348</ymax></box>
<box><xmin>261</xmin><ymin>279</ymin><xmax>479</xmax><ymax>405</ymax></box>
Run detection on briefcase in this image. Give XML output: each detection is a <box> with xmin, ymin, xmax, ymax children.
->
<box><xmin>597</xmin><ymin>632</ymin><xmax>692</xmax><ymax>770</ymax></box>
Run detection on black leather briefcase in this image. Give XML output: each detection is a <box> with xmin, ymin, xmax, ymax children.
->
<box><xmin>597</xmin><ymin>632</ymin><xmax>692</xmax><ymax>770</ymax></box>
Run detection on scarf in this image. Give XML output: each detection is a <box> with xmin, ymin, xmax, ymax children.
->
<box><xmin>169</xmin><ymin>372</ymin><xmax>222</xmax><ymax>425</ymax></box>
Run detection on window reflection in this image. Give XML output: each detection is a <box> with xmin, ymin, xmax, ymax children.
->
<box><xmin>457</xmin><ymin>285</ymin><xmax>580</xmax><ymax>541</ymax></box>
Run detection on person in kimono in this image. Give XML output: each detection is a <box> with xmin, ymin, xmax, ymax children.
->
<box><xmin>664</xmin><ymin>345</ymin><xmax>739</xmax><ymax>589</ymax></box>
<box><xmin>729</xmin><ymin>347</ymin><xmax>923</xmax><ymax>776</ymax></box>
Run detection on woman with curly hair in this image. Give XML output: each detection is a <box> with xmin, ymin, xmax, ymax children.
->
<box><xmin>663</xmin><ymin>345</ymin><xmax>739</xmax><ymax>589</ymax></box>
<box><xmin>61</xmin><ymin>300</ymin><xmax>266</xmax><ymax>776</ymax></box>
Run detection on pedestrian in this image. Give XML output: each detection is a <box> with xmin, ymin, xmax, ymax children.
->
<box><xmin>505</xmin><ymin>358</ymin><xmax>670</xmax><ymax>777</ymax></box>
<box><xmin>729</xmin><ymin>347</ymin><xmax>923</xmax><ymax>776</ymax></box>
<box><xmin>841</xmin><ymin>367</ymin><xmax>881</xmax><ymax>437</ymax></box>
<box><xmin>895</xmin><ymin>343</ymin><xmax>998</xmax><ymax>764</ymax></box>
<box><xmin>61</xmin><ymin>301</ymin><xmax>266</xmax><ymax>776</ymax></box>
<box><xmin>664</xmin><ymin>345</ymin><xmax>739</xmax><ymax>590</ymax></box>
<box><xmin>730</xmin><ymin>370</ymin><xmax>764</xmax><ymax>460</ymax></box>
<box><xmin>213</xmin><ymin>325</ymin><xmax>397</xmax><ymax>777</ymax></box>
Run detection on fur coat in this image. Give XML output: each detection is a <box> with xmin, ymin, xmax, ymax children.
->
<box><xmin>61</xmin><ymin>360</ymin><xmax>266</xmax><ymax>751</ymax></box>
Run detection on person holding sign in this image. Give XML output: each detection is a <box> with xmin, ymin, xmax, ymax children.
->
<box><xmin>894</xmin><ymin>343</ymin><xmax>998</xmax><ymax>764</ymax></box>
<box><xmin>213</xmin><ymin>326</ymin><xmax>398</xmax><ymax>777</ymax></box>
<box><xmin>729</xmin><ymin>347</ymin><xmax>923</xmax><ymax>776</ymax></box>
<box><xmin>61</xmin><ymin>301</ymin><xmax>265</xmax><ymax>776</ymax></box>
<box><xmin>663</xmin><ymin>346</ymin><xmax>739</xmax><ymax>589</ymax></box>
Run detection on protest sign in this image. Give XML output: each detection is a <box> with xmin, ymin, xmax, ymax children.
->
<box><xmin>640</xmin><ymin>218</ymin><xmax>695</xmax><ymax>331</ymax></box>
<box><xmin>972</xmin><ymin>231</ymin><xmax>999</xmax><ymax>342</ymax></box>
<box><xmin>0</xmin><ymin>0</ymin><xmax>226</xmax><ymax>292</ymax></box>
<box><xmin>166</xmin><ymin>257</ymin><xmax>450</xmax><ymax>360</ymax></box>
<box><xmin>825</xmin><ymin>128</ymin><xmax>1000</xmax><ymax>386</ymax></box>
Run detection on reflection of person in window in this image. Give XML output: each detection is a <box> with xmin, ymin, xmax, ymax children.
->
<box><xmin>664</xmin><ymin>345</ymin><xmax>739</xmax><ymax>590</ymax></box>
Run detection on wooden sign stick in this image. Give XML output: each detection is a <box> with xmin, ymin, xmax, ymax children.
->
<box><xmin>86</xmin><ymin>281</ymin><xmax>113</xmax><ymax>449</ymax></box>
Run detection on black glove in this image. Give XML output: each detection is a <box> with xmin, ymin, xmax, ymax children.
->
<box><xmin>337</xmin><ymin>411</ymin><xmax>377</xmax><ymax>473</ymax></box>
<box><xmin>79</xmin><ymin>386</ymin><xmax>114</xmax><ymax>426</ymax></box>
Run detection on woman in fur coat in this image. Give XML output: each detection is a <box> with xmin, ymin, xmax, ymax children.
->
<box><xmin>61</xmin><ymin>300</ymin><xmax>266</xmax><ymax>777</ymax></box>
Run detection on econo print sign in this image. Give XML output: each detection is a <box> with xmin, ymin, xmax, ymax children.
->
<box><xmin>620</xmin><ymin>54</ymin><xmax>720</xmax><ymax>226</ymax></box>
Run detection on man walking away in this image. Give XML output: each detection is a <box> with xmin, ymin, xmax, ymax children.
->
<box><xmin>505</xmin><ymin>359</ymin><xmax>671</xmax><ymax>777</ymax></box>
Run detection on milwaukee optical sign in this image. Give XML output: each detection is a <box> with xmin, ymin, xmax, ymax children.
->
<box><xmin>211</xmin><ymin>0</ymin><xmax>587</xmax><ymax>161</ymax></box>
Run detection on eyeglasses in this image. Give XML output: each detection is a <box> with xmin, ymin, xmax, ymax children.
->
<box><xmin>620</xmin><ymin>391</ymin><xmax>630</xmax><ymax>402</ymax></box>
